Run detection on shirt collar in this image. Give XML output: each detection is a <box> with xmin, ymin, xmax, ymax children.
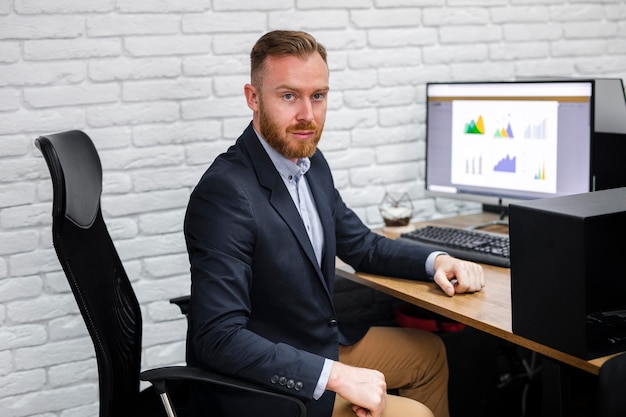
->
<box><xmin>254</xmin><ymin>127</ymin><xmax>311</xmax><ymax>180</ymax></box>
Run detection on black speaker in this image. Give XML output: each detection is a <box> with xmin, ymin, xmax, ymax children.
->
<box><xmin>509</xmin><ymin>187</ymin><xmax>626</xmax><ymax>359</ymax></box>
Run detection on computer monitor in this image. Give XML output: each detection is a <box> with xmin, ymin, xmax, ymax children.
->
<box><xmin>424</xmin><ymin>79</ymin><xmax>626</xmax><ymax>214</ymax></box>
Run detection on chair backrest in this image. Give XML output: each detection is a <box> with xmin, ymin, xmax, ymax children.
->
<box><xmin>36</xmin><ymin>130</ymin><xmax>143</xmax><ymax>417</ymax></box>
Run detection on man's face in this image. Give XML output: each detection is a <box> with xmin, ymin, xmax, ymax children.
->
<box><xmin>245</xmin><ymin>53</ymin><xmax>329</xmax><ymax>161</ymax></box>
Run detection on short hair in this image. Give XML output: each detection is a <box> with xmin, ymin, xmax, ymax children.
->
<box><xmin>250</xmin><ymin>30</ymin><xmax>327</xmax><ymax>87</ymax></box>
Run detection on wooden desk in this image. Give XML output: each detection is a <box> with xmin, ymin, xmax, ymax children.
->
<box><xmin>335</xmin><ymin>212</ymin><xmax>616</xmax><ymax>376</ymax></box>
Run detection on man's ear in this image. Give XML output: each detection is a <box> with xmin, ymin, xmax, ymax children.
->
<box><xmin>244</xmin><ymin>84</ymin><xmax>259</xmax><ymax>111</ymax></box>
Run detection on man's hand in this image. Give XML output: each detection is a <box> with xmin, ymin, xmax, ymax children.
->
<box><xmin>433</xmin><ymin>254</ymin><xmax>485</xmax><ymax>296</ymax></box>
<box><xmin>326</xmin><ymin>361</ymin><xmax>387</xmax><ymax>417</ymax></box>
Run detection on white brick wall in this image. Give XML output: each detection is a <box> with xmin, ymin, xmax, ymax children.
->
<box><xmin>1</xmin><ymin>1</ymin><xmax>625</xmax><ymax>415</ymax></box>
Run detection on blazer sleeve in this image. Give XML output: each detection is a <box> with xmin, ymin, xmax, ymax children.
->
<box><xmin>184</xmin><ymin>170</ymin><xmax>326</xmax><ymax>400</ymax></box>
<box><xmin>303</xmin><ymin>149</ymin><xmax>433</xmax><ymax>281</ymax></box>
<box><xmin>332</xmin><ymin>188</ymin><xmax>434</xmax><ymax>281</ymax></box>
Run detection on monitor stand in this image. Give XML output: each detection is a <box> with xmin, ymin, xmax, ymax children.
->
<box><xmin>465</xmin><ymin>200</ymin><xmax>509</xmax><ymax>233</ymax></box>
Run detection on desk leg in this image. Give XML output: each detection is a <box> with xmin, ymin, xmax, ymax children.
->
<box><xmin>541</xmin><ymin>357</ymin><xmax>571</xmax><ymax>417</ymax></box>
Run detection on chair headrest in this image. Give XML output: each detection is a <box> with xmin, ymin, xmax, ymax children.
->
<box><xmin>36</xmin><ymin>130</ymin><xmax>103</xmax><ymax>228</ymax></box>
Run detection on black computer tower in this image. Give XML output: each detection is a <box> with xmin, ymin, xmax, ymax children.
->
<box><xmin>509</xmin><ymin>187</ymin><xmax>626</xmax><ymax>359</ymax></box>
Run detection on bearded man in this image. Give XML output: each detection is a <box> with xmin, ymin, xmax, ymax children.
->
<box><xmin>184</xmin><ymin>30</ymin><xmax>485</xmax><ymax>417</ymax></box>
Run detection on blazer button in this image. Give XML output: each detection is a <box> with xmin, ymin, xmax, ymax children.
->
<box><xmin>328</xmin><ymin>319</ymin><xmax>338</xmax><ymax>327</ymax></box>
<box><xmin>279</xmin><ymin>376</ymin><xmax>287</xmax><ymax>386</ymax></box>
<box><xmin>295</xmin><ymin>381</ymin><xmax>303</xmax><ymax>391</ymax></box>
<box><xmin>271</xmin><ymin>375</ymin><xmax>279</xmax><ymax>384</ymax></box>
<box><xmin>287</xmin><ymin>379</ymin><xmax>295</xmax><ymax>389</ymax></box>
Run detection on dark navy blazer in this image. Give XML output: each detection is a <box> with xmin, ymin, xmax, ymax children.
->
<box><xmin>184</xmin><ymin>122</ymin><xmax>433</xmax><ymax>417</ymax></box>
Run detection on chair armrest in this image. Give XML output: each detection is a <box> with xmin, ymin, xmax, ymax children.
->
<box><xmin>169</xmin><ymin>295</ymin><xmax>190</xmax><ymax>316</ymax></box>
<box><xmin>140</xmin><ymin>365</ymin><xmax>306</xmax><ymax>417</ymax></box>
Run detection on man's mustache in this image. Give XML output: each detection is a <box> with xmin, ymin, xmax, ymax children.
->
<box><xmin>287</xmin><ymin>122</ymin><xmax>319</xmax><ymax>132</ymax></box>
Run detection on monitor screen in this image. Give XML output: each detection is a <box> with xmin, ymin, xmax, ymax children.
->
<box><xmin>425</xmin><ymin>80</ymin><xmax>594</xmax><ymax>207</ymax></box>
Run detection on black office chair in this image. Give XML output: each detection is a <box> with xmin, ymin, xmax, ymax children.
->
<box><xmin>35</xmin><ymin>130</ymin><xmax>306</xmax><ymax>417</ymax></box>
<box><xmin>597</xmin><ymin>352</ymin><xmax>626</xmax><ymax>417</ymax></box>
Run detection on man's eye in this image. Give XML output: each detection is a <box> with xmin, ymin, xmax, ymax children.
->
<box><xmin>313</xmin><ymin>93</ymin><xmax>326</xmax><ymax>101</ymax></box>
<box><xmin>284</xmin><ymin>93</ymin><xmax>295</xmax><ymax>100</ymax></box>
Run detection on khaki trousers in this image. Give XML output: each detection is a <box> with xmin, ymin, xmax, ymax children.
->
<box><xmin>331</xmin><ymin>326</ymin><xmax>449</xmax><ymax>417</ymax></box>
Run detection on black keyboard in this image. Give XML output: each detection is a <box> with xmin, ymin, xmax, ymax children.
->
<box><xmin>399</xmin><ymin>225</ymin><xmax>510</xmax><ymax>268</ymax></box>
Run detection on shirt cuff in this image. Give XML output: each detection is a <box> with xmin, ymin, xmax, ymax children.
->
<box><xmin>426</xmin><ymin>251</ymin><xmax>448</xmax><ymax>280</ymax></box>
<box><xmin>314</xmin><ymin>358</ymin><xmax>334</xmax><ymax>400</ymax></box>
